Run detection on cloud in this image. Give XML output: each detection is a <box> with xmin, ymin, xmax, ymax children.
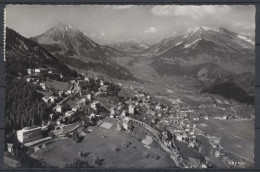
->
<box><xmin>100</xmin><ymin>32</ymin><xmax>105</xmax><ymax>36</ymax></box>
<box><xmin>151</xmin><ymin>5</ymin><xmax>231</xmax><ymax>19</ymax></box>
<box><xmin>144</xmin><ymin>26</ymin><xmax>158</xmax><ymax>33</ymax></box>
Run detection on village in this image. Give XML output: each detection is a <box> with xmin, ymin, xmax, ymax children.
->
<box><xmin>5</xmin><ymin>67</ymin><xmax>249</xmax><ymax>168</ymax></box>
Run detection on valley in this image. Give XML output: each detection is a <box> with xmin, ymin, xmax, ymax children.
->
<box><xmin>5</xmin><ymin>24</ymin><xmax>255</xmax><ymax>169</ymax></box>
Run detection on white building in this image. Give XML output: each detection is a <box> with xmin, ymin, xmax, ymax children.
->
<box><xmin>27</xmin><ymin>68</ymin><xmax>32</xmax><ymax>75</ymax></box>
<box><xmin>100</xmin><ymin>80</ymin><xmax>104</xmax><ymax>86</ymax></box>
<box><xmin>72</xmin><ymin>105</ymin><xmax>80</xmax><ymax>112</ymax></box>
<box><xmin>55</xmin><ymin>105</ymin><xmax>63</xmax><ymax>113</ymax></box>
<box><xmin>35</xmin><ymin>69</ymin><xmax>41</xmax><ymax>73</ymax></box>
<box><xmin>128</xmin><ymin>105</ymin><xmax>135</xmax><ymax>114</ymax></box>
<box><xmin>87</xmin><ymin>94</ymin><xmax>92</xmax><ymax>101</ymax></box>
<box><xmin>77</xmin><ymin>98</ymin><xmax>86</xmax><ymax>105</ymax></box>
<box><xmin>122</xmin><ymin>117</ymin><xmax>130</xmax><ymax>130</ymax></box>
<box><xmin>26</xmin><ymin>78</ymin><xmax>32</xmax><ymax>83</ymax></box>
<box><xmin>42</xmin><ymin>95</ymin><xmax>57</xmax><ymax>104</ymax></box>
<box><xmin>17</xmin><ymin>127</ymin><xmax>42</xmax><ymax>143</ymax></box>
<box><xmin>121</xmin><ymin>110</ymin><xmax>126</xmax><ymax>117</ymax></box>
<box><xmin>91</xmin><ymin>101</ymin><xmax>100</xmax><ymax>110</ymax></box>
<box><xmin>155</xmin><ymin>104</ymin><xmax>161</xmax><ymax>111</ymax></box>
<box><xmin>110</xmin><ymin>108</ymin><xmax>116</xmax><ymax>118</ymax></box>
<box><xmin>84</xmin><ymin>77</ymin><xmax>89</xmax><ymax>82</ymax></box>
<box><xmin>40</xmin><ymin>83</ymin><xmax>46</xmax><ymax>90</ymax></box>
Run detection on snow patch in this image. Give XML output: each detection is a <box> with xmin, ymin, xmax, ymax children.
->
<box><xmin>237</xmin><ymin>35</ymin><xmax>254</xmax><ymax>45</ymax></box>
<box><xmin>184</xmin><ymin>38</ymin><xmax>202</xmax><ymax>48</ymax></box>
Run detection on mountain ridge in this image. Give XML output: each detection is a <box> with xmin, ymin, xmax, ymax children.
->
<box><xmin>31</xmin><ymin>23</ymin><xmax>135</xmax><ymax>80</ymax></box>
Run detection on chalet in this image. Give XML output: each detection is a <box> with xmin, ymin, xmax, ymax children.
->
<box><xmin>122</xmin><ymin>117</ymin><xmax>130</xmax><ymax>130</ymax></box>
<box><xmin>58</xmin><ymin>90</ymin><xmax>64</xmax><ymax>97</ymax></box>
<box><xmin>84</xmin><ymin>77</ymin><xmax>89</xmax><ymax>82</ymax></box>
<box><xmin>17</xmin><ymin>127</ymin><xmax>42</xmax><ymax>144</ymax></box>
<box><xmin>27</xmin><ymin>68</ymin><xmax>32</xmax><ymax>75</ymax></box>
<box><xmin>204</xmin><ymin>116</ymin><xmax>209</xmax><ymax>120</ymax></box>
<box><xmin>90</xmin><ymin>113</ymin><xmax>96</xmax><ymax>118</ymax></box>
<box><xmin>128</xmin><ymin>105</ymin><xmax>135</xmax><ymax>114</ymax></box>
<box><xmin>91</xmin><ymin>101</ymin><xmax>100</xmax><ymax>111</ymax></box>
<box><xmin>49</xmin><ymin>114</ymin><xmax>54</xmax><ymax>120</ymax></box>
<box><xmin>100</xmin><ymin>80</ymin><xmax>104</xmax><ymax>86</ymax></box>
<box><xmin>110</xmin><ymin>108</ymin><xmax>116</xmax><ymax>118</ymax></box>
<box><xmin>7</xmin><ymin>143</ymin><xmax>14</xmax><ymax>154</ymax></box>
<box><xmin>121</xmin><ymin>110</ymin><xmax>127</xmax><ymax>117</ymax></box>
<box><xmin>215</xmin><ymin>150</ymin><xmax>220</xmax><ymax>158</ymax></box>
<box><xmin>87</xmin><ymin>94</ymin><xmax>92</xmax><ymax>101</ymax></box>
<box><xmin>193</xmin><ymin>117</ymin><xmax>200</xmax><ymax>121</ymax></box>
<box><xmin>26</xmin><ymin>78</ymin><xmax>32</xmax><ymax>83</ymax></box>
<box><xmin>55</xmin><ymin>105</ymin><xmax>63</xmax><ymax>113</ymax></box>
<box><xmin>42</xmin><ymin>95</ymin><xmax>57</xmax><ymax>104</ymax></box>
<box><xmin>155</xmin><ymin>104</ymin><xmax>161</xmax><ymax>111</ymax></box>
<box><xmin>77</xmin><ymin>98</ymin><xmax>86</xmax><ymax>105</ymax></box>
<box><xmin>66</xmin><ymin>89</ymin><xmax>72</xmax><ymax>95</ymax></box>
<box><xmin>40</xmin><ymin>83</ymin><xmax>46</xmax><ymax>90</ymax></box>
<box><xmin>94</xmin><ymin>91</ymin><xmax>102</xmax><ymax>97</ymax></box>
<box><xmin>35</xmin><ymin>69</ymin><xmax>41</xmax><ymax>74</ymax></box>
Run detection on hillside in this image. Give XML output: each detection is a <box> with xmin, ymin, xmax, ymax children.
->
<box><xmin>5</xmin><ymin>27</ymin><xmax>78</xmax><ymax>78</ymax></box>
<box><xmin>147</xmin><ymin>27</ymin><xmax>254</xmax><ymax>96</ymax></box>
<box><xmin>31</xmin><ymin>23</ymin><xmax>135</xmax><ymax>80</ymax></box>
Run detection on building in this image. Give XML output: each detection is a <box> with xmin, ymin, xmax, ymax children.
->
<box><xmin>72</xmin><ymin>105</ymin><xmax>80</xmax><ymax>112</ymax></box>
<box><xmin>66</xmin><ymin>90</ymin><xmax>72</xmax><ymax>95</ymax></box>
<box><xmin>87</xmin><ymin>94</ymin><xmax>92</xmax><ymax>101</ymax></box>
<box><xmin>58</xmin><ymin>90</ymin><xmax>64</xmax><ymax>97</ymax></box>
<box><xmin>7</xmin><ymin>143</ymin><xmax>14</xmax><ymax>154</ymax></box>
<box><xmin>100</xmin><ymin>80</ymin><xmax>104</xmax><ymax>86</ymax></box>
<box><xmin>155</xmin><ymin>104</ymin><xmax>161</xmax><ymax>111</ymax></box>
<box><xmin>55</xmin><ymin>105</ymin><xmax>63</xmax><ymax>113</ymax></box>
<box><xmin>122</xmin><ymin>117</ymin><xmax>130</xmax><ymax>130</ymax></box>
<box><xmin>26</xmin><ymin>78</ymin><xmax>32</xmax><ymax>83</ymax></box>
<box><xmin>17</xmin><ymin>127</ymin><xmax>42</xmax><ymax>143</ymax></box>
<box><xmin>27</xmin><ymin>68</ymin><xmax>32</xmax><ymax>75</ymax></box>
<box><xmin>40</xmin><ymin>83</ymin><xmax>46</xmax><ymax>90</ymax></box>
<box><xmin>128</xmin><ymin>105</ymin><xmax>135</xmax><ymax>114</ymax></box>
<box><xmin>84</xmin><ymin>77</ymin><xmax>89</xmax><ymax>82</ymax></box>
<box><xmin>110</xmin><ymin>108</ymin><xmax>116</xmax><ymax>118</ymax></box>
<box><xmin>42</xmin><ymin>95</ymin><xmax>57</xmax><ymax>104</ymax></box>
<box><xmin>91</xmin><ymin>101</ymin><xmax>100</xmax><ymax>111</ymax></box>
<box><xmin>121</xmin><ymin>110</ymin><xmax>127</xmax><ymax>117</ymax></box>
<box><xmin>35</xmin><ymin>69</ymin><xmax>41</xmax><ymax>74</ymax></box>
<box><xmin>77</xmin><ymin>98</ymin><xmax>86</xmax><ymax>105</ymax></box>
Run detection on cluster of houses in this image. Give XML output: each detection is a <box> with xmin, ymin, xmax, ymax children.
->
<box><xmin>11</xmin><ymin>69</ymin><xmax>248</xmax><ymax>168</ymax></box>
<box><xmin>27</xmin><ymin>68</ymin><xmax>54</xmax><ymax>75</ymax></box>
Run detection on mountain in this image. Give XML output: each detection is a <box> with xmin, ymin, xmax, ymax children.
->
<box><xmin>108</xmin><ymin>40</ymin><xmax>149</xmax><ymax>53</ymax></box>
<box><xmin>148</xmin><ymin>26</ymin><xmax>254</xmax><ymax>100</ymax></box>
<box><xmin>31</xmin><ymin>23</ymin><xmax>135</xmax><ymax>80</ymax></box>
<box><xmin>31</xmin><ymin>23</ymin><xmax>122</xmax><ymax>59</ymax></box>
<box><xmin>5</xmin><ymin>27</ymin><xmax>78</xmax><ymax>78</ymax></box>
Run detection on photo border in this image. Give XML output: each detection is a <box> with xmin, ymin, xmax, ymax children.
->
<box><xmin>0</xmin><ymin>1</ymin><xmax>259</xmax><ymax>171</ymax></box>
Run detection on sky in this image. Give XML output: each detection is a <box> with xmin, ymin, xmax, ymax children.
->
<box><xmin>6</xmin><ymin>5</ymin><xmax>255</xmax><ymax>45</ymax></box>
